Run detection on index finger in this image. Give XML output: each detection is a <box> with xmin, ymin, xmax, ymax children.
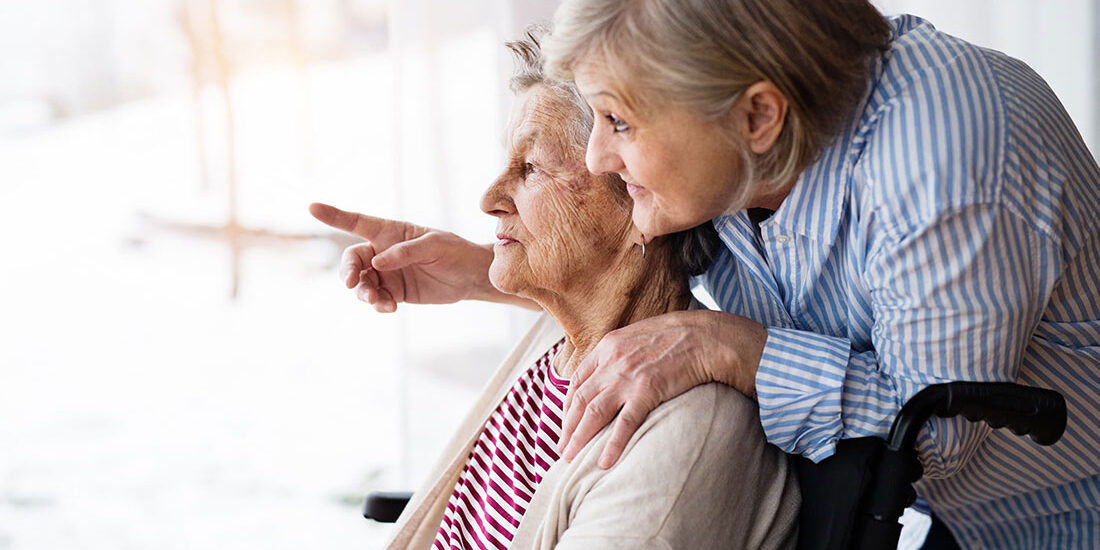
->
<box><xmin>309</xmin><ymin>202</ymin><xmax>387</xmax><ymax>241</ymax></box>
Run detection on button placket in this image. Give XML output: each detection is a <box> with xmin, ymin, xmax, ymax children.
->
<box><xmin>762</xmin><ymin>228</ymin><xmax>805</xmax><ymax>324</ymax></box>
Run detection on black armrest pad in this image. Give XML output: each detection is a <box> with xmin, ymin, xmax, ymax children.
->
<box><xmin>363</xmin><ymin>491</ymin><xmax>414</xmax><ymax>523</ymax></box>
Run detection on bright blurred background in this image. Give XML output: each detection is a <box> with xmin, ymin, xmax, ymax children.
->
<box><xmin>0</xmin><ymin>1</ymin><xmax>1095</xmax><ymax>549</ymax></box>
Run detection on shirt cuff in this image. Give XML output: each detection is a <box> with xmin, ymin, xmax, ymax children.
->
<box><xmin>755</xmin><ymin>327</ymin><xmax>851</xmax><ymax>462</ymax></box>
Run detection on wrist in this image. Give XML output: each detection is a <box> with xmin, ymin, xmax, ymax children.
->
<box><xmin>701</xmin><ymin>311</ymin><xmax>766</xmax><ymax>399</ymax></box>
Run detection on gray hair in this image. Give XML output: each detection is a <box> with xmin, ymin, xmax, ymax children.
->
<box><xmin>505</xmin><ymin>27</ymin><xmax>592</xmax><ymax>155</ymax></box>
<box><xmin>505</xmin><ymin>27</ymin><xmax>722</xmax><ymax>279</ymax></box>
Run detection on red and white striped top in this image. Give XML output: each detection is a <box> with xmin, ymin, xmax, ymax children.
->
<box><xmin>433</xmin><ymin>339</ymin><xmax>568</xmax><ymax>550</ymax></box>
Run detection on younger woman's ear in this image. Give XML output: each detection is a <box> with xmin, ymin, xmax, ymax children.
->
<box><xmin>732</xmin><ymin>80</ymin><xmax>789</xmax><ymax>155</ymax></box>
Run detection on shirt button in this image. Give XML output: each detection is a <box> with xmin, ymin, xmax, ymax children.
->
<box><xmin>775</xmin><ymin>235</ymin><xmax>791</xmax><ymax>244</ymax></box>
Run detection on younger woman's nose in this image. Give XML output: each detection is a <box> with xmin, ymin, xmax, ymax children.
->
<box><xmin>585</xmin><ymin>129</ymin><xmax>625</xmax><ymax>176</ymax></box>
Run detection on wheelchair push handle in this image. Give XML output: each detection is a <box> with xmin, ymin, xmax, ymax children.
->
<box><xmin>887</xmin><ymin>382</ymin><xmax>1067</xmax><ymax>452</ymax></box>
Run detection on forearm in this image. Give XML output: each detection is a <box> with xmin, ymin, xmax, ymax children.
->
<box><xmin>755</xmin><ymin>325</ymin><xmax>1019</xmax><ymax>477</ymax></box>
<box><xmin>755</xmin><ymin>329</ymin><xmax>879</xmax><ymax>462</ymax></box>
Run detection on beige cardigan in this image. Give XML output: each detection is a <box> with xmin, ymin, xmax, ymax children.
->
<box><xmin>382</xmin><ymin>313</ymin><xmax>799</xmax><ymax>550</ymax></box>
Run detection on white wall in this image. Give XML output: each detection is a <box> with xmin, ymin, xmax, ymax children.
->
<box><xmin>873</xmin><ymin>0</ymin><xmax>1098</xmax><ymax>158</ymax></box>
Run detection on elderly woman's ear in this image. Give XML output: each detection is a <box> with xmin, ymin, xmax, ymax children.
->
<box><xmin>733</xmin><ymin>81</ymin><xmax>789</xmax><ymax>155</ymax></box>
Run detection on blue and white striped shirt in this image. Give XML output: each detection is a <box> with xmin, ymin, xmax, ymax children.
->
<box><xmin>703</xmin><ymin>15</ymin><xmax>1100</xmax><ymax>549</ymax></box>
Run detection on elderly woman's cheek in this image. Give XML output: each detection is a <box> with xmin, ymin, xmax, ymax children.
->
<box><xmin>553</xmin><ymin>197</ymin><xmax>624</xmax><ymax>265</ymax></box>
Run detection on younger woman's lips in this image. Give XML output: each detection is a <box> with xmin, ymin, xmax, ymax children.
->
<box><xmin>626</xmin><ymin>183</ymin><xmax>643</xmax><ymax>196</ymax></box>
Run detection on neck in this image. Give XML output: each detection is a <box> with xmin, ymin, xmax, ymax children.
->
<box><xmin>535</xmin><ymin>246</ymin><xmax>692</xmax><ymax>378</ymax></box>
<box><xmin>747</xmin><ymin>178</ymin><xmax>797</xmax><ymax>211</ymax></box>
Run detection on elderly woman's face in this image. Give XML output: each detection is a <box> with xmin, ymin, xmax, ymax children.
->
<box><xmin>480</xmin><ymin>86</ymin><xmax>635</xmax><ymax>299</ymax></box>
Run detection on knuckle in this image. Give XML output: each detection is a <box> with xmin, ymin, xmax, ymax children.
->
<box><xmin>422</xmin><ymin>231</ymin><xmax>443</xmax><ymax>246</ymax></box>
<box><xmin>585</xmin><ymin>399</ymin><xmax>607</xmax><ymax>417</ymax></box>
<box><xmin>571</xmin><ymin>387</ymin><xmax>592</xmax><ymax>407</ymax></box>
<box><xmin>347</xmin><ymin>242</ymin><xmax>372</xmax><ymax>256</ymax></box>
<box><xmin>578</xmin><ymin>357</ymin><xmax>600</xmax><ymax>378</ymax></box>
<box><xmin>602</xmin><ymin>330</ymin><xmax>623</xmax><ymax>346</ymax></box>
<box><xmin>618</xmin><ymin>410</ymin><xmax>642</xmax><ymax>429</ymax></box>
<box><xmin>634</xmin><ymin>372</ymin><xmax>658</xmax><ymax>392</ymax></box>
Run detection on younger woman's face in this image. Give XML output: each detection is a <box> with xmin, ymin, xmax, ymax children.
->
<box><xmin>574</xmin><ymin>65</ymin><xmax>748</xmax><ymax>239</ymax></box>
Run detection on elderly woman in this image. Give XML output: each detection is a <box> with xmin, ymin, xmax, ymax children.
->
<box><xmin>311</xmin><ymin>33</ymin><xmax>798</xmax><ymax>550</ymax></box>
<box><xmin>318</xmin><ymin>2</ymin><xmax>1100</xmax><ymax>549</ymax></box>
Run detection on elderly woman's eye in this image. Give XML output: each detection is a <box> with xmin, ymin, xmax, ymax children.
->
<box><xmin>524</xmin><ymin>162</ymin><xmax>541</xmax><ymax>176</ymax></box>
<box><xmin>606</xmin><ymin>113</ymin><xmax>630</xmax><ymax>133</ymax></box>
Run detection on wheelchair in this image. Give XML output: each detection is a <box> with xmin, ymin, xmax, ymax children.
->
<box><xmin>361</xmin><ymin>381</ymin><xmax>1066</xmax><ymax>550</ymax></box>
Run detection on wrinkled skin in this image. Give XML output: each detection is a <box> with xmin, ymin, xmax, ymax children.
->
<box><xmin>481</xmin><ymin>86</ymin><xmax>639</xmax><ymax>320</ymax></box>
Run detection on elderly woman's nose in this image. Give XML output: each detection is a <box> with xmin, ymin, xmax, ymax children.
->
<box><xmin>480</xmin><ymin>176</ymin><xmax>515</xmax><ymax>217</ymax></box>
<box><xmin>585</xmin><ymin>130</ymin><xmax>624</xmax><ymax>176</ymax></box>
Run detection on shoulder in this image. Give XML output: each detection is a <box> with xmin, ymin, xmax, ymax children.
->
<box><xmin>553</xmin><ymin>383</ymin><xmax>797</xmax><ymax>548</ymax></box>
<box><xmin>569</xmin><ymin>383</ymin><xmax>779</xmax><ymax>477</ymax></box>
<box><xmin>857</xmin><ymin>15</ymin><xmax>1080</xmax><ymax>238</ymax></box>
<box><xmin>876</xmin><ymin>14</ymin><xmax>1004</xmax><ymax>112</ymax></box>
<box><xmin>855</xmin><ymin>16</ymin><xmax>1010</xmax><ymax>223</ymax></box>
<box><xmin>599</xmin><ymin>383</ymin><xmax>780</xmax><ymax>482</ymax></box>
<box><xmin>646</xmin><ymin>383</ymin><xmax>762</xmax><ymax>440</ymax></box>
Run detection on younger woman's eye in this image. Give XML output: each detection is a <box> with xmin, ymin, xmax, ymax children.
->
<box><xmin>606</xmin><ymin>113</ymin><xmax>630</xmax><ymax>133</ymax></box>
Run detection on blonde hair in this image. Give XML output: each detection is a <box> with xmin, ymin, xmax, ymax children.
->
<box><xmin>544</xmin><ymin>0</ymin><xmax>890</xmax><ymax>193</ymax></box>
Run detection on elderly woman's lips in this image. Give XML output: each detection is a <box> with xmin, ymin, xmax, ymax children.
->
<box><xmin>495</xmin><ymin>234</ymin><xmax>518</xmax><ymax>245</ymax></box>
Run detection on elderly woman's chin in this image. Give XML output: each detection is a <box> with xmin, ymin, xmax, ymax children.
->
<box><xmin>487</xmin><ymin>254</ymin><xmax>528</xmax><ymax>298</ymax></box>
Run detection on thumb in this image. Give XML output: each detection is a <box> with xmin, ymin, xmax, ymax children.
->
<box><xmin>372</xmin><ymin>233</ymin><xmax>439</xmax><ymax>271</ymax></box>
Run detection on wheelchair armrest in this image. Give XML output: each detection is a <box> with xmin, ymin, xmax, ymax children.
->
<box><xmin>363</xmin><ymin>491</ymin><xmax>414</xmax><ymax>523</ymax></box>
<box><xmin>886</xmin><ymin>381</ymin><xmax>1067</xmax><ymax>452</ymax></box>
<box><xmin>852</xmin><ymin>382</ymin><xmax>1067</xmax><ymax>550</ymax></box>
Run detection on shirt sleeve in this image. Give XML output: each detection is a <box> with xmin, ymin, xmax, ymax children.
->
<box><xmin>755</xmin><ymin>203</ymin><xmax>1054</xmax><ymax>477</ymax></box>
